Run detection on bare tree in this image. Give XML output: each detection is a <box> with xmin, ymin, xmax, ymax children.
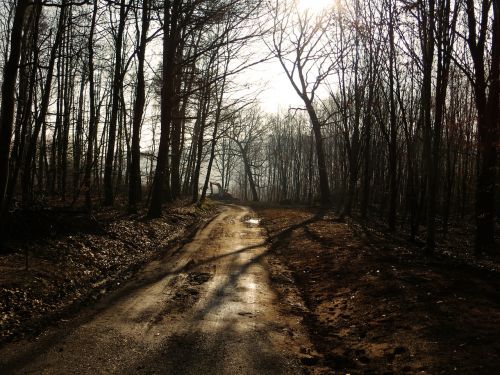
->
<box><xmin>463</xmin><ymin>0</ymin><xmax>499</xmax><ymax>254</ymax></box>
<box><xmin>269</xmin><ymin>1</ymin><xmax>337</xmax><ymax>206</ymax></box>
<box><xmin>0</xmin><ymin>0</ymin><xmax>29</xmax><ymax>228</ymax></box>
<box><xmin>129</xmin><ymin>0</ymin><xmax>150</xmax><ymax>212</ymax></box>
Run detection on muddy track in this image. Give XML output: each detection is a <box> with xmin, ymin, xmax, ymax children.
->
<box><xmin>0</xmin><ymin>205</ymin><xmax>307</xmax><ymax>374</ymax></box>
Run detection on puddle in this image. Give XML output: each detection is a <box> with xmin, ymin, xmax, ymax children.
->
<box><xmin>245</xmin><ymin>218</ymin><xmax>261</xmax><ymax>225</ymax></box>
<box><xmin>187</xmin><ymin>272</ymin><xmax>212</xmax><ymax>285</ymax></box>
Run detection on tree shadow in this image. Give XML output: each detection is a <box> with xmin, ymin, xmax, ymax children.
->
<box><xmin>0</xmin><ymin>210</ymin><xmax>323</xmax><ymax>373</ymax></box>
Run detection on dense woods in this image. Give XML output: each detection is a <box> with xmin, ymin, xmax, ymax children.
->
<box><xmin>0</xmin><ymin>0</ymin><xmax>497</xmax><ymax>255</ymax></box>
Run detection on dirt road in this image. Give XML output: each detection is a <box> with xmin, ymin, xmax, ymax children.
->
<box><xmin>0</xmin><ymin>205</ymin><xmax>307</xmax><ymax>374</ymax></box>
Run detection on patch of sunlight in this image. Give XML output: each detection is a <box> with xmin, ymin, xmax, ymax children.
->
<box><xmin>245</xmin><ymin>218</ymin><xmax>261</xmax><ymax>225</ymax></box>
<box><xmin>298</xmin><ymin>0</ymin><xmax>334</xmax><ymax>13</ymax></box>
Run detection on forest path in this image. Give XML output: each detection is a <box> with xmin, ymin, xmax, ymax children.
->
<box><xmin>0</xmin><ymin>205</ymin><xmax>306</xmax><ymax>374</ymax></box>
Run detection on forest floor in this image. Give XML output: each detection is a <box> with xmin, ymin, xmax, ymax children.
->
<box><xmin>0</xmin><ymin>200</ymin><xmax>218</xmax><ymax>346</ymax></box>
<box><xmin>0</xmin><ymin>205</ymin><xmax>307</xmax><ymax>374</ymax></box>
<box><xmin>256</xmin><ymin>206</ymin><xmax>500</xmax><ymax>374</ymax></box>
<box><xmin>1</xmin><ymin>203</ymin><xmax>499</xmax><ymax>374</ymax></box>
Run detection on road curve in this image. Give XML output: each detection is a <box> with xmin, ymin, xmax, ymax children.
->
<box><xmin>0</xmin><ymin>205</ymin><xmax>305</xmax><ymax>375</ymax></box>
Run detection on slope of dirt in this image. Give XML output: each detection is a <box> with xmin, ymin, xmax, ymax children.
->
<box><xmin>0</xmin><ymin>201</ymin><xmax>218</xmax><ymax>346</ymax></box>
<box><xmin>0</xmin><ymin>205</ymin><xmax>307</xmax><ymax>374</ymax></box>
<box><xmin>256</xmin><ymin>206</ymin><xmax>500</xmax><ymax>374</ymax></box>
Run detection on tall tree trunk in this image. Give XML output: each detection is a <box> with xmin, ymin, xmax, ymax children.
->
<box><xmin>61</xmin><ymin>14</ymin><xmax>73</xmax><ymax>201</ymax></box>
<box><xmin>466</xmin><ymin>0</ymin><xmax>499</xmax><ymax>254</ymax></box>
<box><xmin>129</xmin><ymin>0</ymin><xmax>150</xmax><ymax>212</ymax></box>
<box><xmin>170</xmin><ymin>38</ymin><xmax>184</xmax><ymax>200</ymax></box>
<box><xmin>361</xmin><ymin>88</ymin><xmax>374</xmax><ymax>219</ymax></box>
<box><xmin>426</xmin><ymin>0</ymin><xmax>457</xmax><ymax>251</ymax></box>
<box><xmin>305</xmin><ymin>101</ymin><xmax>330</xmax><ymax>206</ymax></box>
<box><xmin>74</xmin><ymin>69</ymin><xmax>86</xmax><ymax>196</ymax></box>
<box><xmin>0</xmin><ymin>0</ymin><xmax>30</xmax><ymax>228</ymax></box>
<box><xmin>388</xmin><ymin>2</ymin><xmax>398</xmax><ymax>231</ymax></box>
<box><xmin>191</xmin><ymin>86</ymin><xmax>211</xmax><ymax>203</ymax></box>
<box><xmin>149</xmin><ymin>0</ymin><xmax>180</xmax><ymax>217</ymax></box>
<box><xmin>22</xmin><ymin>0</ymin><xmax>67</xmax><ymax>205</ymax></box>
<box><xmin>83</xmin><ymin>0</ymin><xmax>98</xmax><ymax>211</ymax></box>
<box><xmin>104</xmin><ymin>0</ymin><xmax>128</xmax><ymax>206</ymax></box>
<box><xmin>237</xmin><ymin>142</ymin><xmax>259</xmax><ymax>202</ymax></box>
<box><xmin>420</xmin><ymin>0</ymin><xmax>435</xmax><ymax>251</ymax></box>
<box><xmin>4</xmin><ymin>3</ymin><xmax>40</xmax><ymax>214</ymax></box>
<box><xmin>200</xmin><ymin>63</ymin><xmax>227</xmax><ymax>204</ymax></box>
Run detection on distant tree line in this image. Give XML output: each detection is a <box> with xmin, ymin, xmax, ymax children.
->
<box><xmin>0</xmin><ymin>0</ymin><xmax>497</xmax><ymax>255</ymax></box>
<box><xmin>222</xmin><ymin>0</ymin><xmax>498</xmax><ymax>255</ymax></box>
<box><xmin>0</xmin><ymin>0</ymin><xmax>262</xmax><ymax>228</ymax></box>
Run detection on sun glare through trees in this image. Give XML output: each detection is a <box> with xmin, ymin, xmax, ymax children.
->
<box><xmin>298</xmin><ymin>0</ymin><xmax>333</xmax><ymax>13</ymax></box>
<box><xmin>0</xmin><ymin>0</ymin><xmax>498</xmax><ymax>373</ymax></box>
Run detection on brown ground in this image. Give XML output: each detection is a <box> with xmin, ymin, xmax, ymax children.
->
<box><xmin>256</xmin><ymin>206</ymin><xmax>500</xmax><ymax>374</ymax></box>
<box><xmin>0</xmin><ymin>201</ymin><xmax>217</xmax><ymax>345</ymax></box>
<box><xmin>0</xmin><ymin>205</ymin><xmax>306</xmax><ymax>374</ymax></box>
<box><xmin>1</xmin><ymin>204</ymin><xmax>499</xmax><ymax>374</ymax></box>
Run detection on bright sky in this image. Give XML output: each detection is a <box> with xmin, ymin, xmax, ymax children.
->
<box><xmin>140</xmin><ymin>0</ymin><xmax>336</xmax><ymax>117</ymax></box>
<box><xmin>239</xmin><ymin>0</ymin><xmax>335</xmax><ymax>113</ymax></box>
<box><xmin>245</xmin><ymin>60</ymin><xmax>304</xmax><ymax>113</ymax></box>
<box><xmin>298</xmin><ymin>0</ymin><xmax>334</xmax><ymax>13</ymax></box>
